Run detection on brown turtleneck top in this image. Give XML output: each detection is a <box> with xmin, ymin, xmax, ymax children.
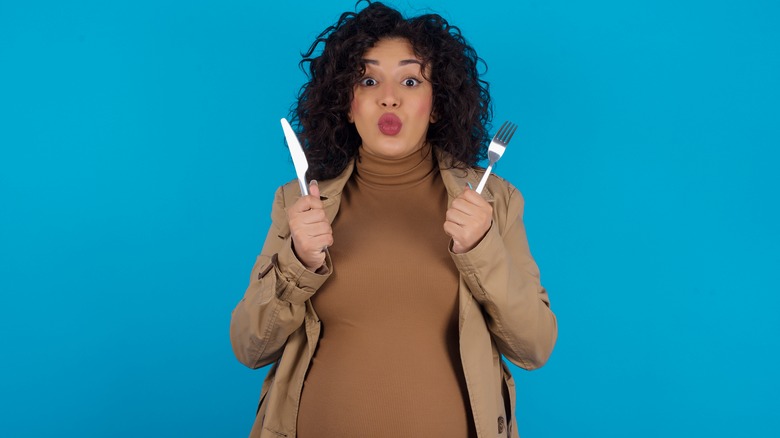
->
<box><xmin>296</xmin><ymin>145</ymin><xmax>476</xmax><ymax>438</ymax></box>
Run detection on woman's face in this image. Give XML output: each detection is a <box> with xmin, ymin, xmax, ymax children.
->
<box><xmin>349</xmin><ymin>38</ymin><xmax>435</xmax><ymax>159</ymax></box>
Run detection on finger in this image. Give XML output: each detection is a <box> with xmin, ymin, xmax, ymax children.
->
<box><xmin>292</xmin><ymin>232</ymin><xmax>332</xmax><ymax>260</ymax></box>
<box><xmin>286</xmin><ymin>199</ymin><xmax>326</xmax><ymax>222</ymax></box>
<box><xmin>288</xmin><ymin>198</ymin><xmax>316</xmax><ymax>215</ymax></box>
<box><xmin>308</xmin><ymin>233</ymin><xmax>334</xmax><ymax>250</ymax></box>
<box><xmin>299</xmin><ymin>250</ymin><xmax>326</xmax><ymax>272</ymax></box>
<box><xmin>443</xmin><ymin>223</ymin><xmax>467</xmax><ymax>254</ymax></box>
<box><xmin>293</xmin><ymin>207</ymin><xmax>329</xmax><ymax>225</ymax></box>
<box><xmin>458</xmin><ymin>188</ymin><xmax>490</xmax><ymax>208</ymax></box>
<box><xmin>443</xmin><ymin>221</ymin><xmax>461</xmax><ymax>238</ymax></box>
<box><xmin>309</xmin><ymin>179</ymin><xmax>321</xmax><ymax>198</ymax></box>
<box><xmin>445</xmin><ymin>209</ymin><xmax>468</xmax><ymax>227</ymax></box>
<box><xmin>288</xmin><ymin>183</ymin><xmax>323</xmax><ymax>214</ymax></box>
<box><xmin>449</xmin><ymin>198</ymin><xmax>484</xmax><ymax>220</ymax></box>
<box><xmin>291</xmin><ymin>220</ymin><xmax>332</xmax><ymax>240</ymax></box>
<box><xmin>451</xmin><ymin>191</ymin><xmax>492</xmax><ymax>215</ymax></box>
<box><xmin>306</xmin><ymin>255</ymin><xmax>327</xmax><ymax>271</ymax></box>
<box><xmin>300</xmin><ymin>236</ymin><xmax>333</xmax><ymax>260</ymax></box>
<box><xmin>300</xmin><ymin>223</ymin><xmax>333</xmax><ymax>239</ymax></box>
<box><xmin>449</xmin><ymin>197</ymin><xmax>472</xmax><ymax>215</ymax></box>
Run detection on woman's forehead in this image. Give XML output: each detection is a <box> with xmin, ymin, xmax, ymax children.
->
<box><xmin>362</xmin><ymin>38</ymin><xmax>417</xmax><ymax>60</ymax></box>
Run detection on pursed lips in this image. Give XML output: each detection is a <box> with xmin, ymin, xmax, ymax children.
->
<box><xmin>378</xmin><ymin>113</ymin><xmax>402</xmax><ymax>136</ymax></box>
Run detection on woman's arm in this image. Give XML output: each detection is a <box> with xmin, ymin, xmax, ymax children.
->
<box><xmin>450</xmin><ymin>185</ymin><xmax>558</xmax><ymax>370</ymax></box>
<box><xmin>229</xmin><ymin>185</ymin><xmax>332</xmax><ymax>369</ymax></box>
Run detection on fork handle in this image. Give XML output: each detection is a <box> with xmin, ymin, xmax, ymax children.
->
<box><xmin>475</xmin><ymin>163</ymin><xmax>493</xmax><ymax>194</ymax></box>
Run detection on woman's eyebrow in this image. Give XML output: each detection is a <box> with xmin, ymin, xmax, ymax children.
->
<box><xmin>363</xmin><ymin>58</ymin><xmax>423</xmax><ymax>66</ymax></box>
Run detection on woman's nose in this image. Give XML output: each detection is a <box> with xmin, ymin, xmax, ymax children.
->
<box><xmin>379</xmin><ymin>85</ymin><xmax>399</xmax><ymax>108</ymax></box>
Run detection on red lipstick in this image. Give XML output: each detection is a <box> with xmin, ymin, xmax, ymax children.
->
<box><xmin>378</xmin><ymin>113</ymin><xmax>402</xmax><ymax>136</ymax></box>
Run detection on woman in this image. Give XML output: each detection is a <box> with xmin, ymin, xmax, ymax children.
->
<box><xmin>230</xmin><ymin>2</ymin><xmax>557</xmax><ymax>437</ymax></box>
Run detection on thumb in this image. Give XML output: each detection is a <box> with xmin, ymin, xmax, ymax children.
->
<box><xmin>308</xmin><ymin>180</ymin><xmax>320</xmax><ymax>198</ymax></box>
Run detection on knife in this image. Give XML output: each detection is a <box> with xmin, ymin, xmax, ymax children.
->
<box><xmin>280</xmin><ymin>118</ymin><xmax>309</xmax><ymax>196</ymax></box>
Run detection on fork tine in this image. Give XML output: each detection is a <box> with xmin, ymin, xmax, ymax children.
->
<box><xmin>494</xmin><ymin>121</ymin><xmax>509</xmax><ymax>140</ymax></box>
<box><xmin>477</xmin><ymin>120</ymin><xmax>514</xmax><ymax>194</ymax></box>
<box><xmin>501</xmin><ymin>123</ymin><xmax>518</xmax><ymax>144</ymax></box>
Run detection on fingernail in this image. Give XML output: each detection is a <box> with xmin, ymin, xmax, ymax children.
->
<box><xmin>310</xmin><ymin>180</ymin><xmax>318</xmax><ymax>186</ymax></box>
<box><xmin>467</xmin><ymin>182</ymin><xmax>473</xmax><ymax>190</ymax></box>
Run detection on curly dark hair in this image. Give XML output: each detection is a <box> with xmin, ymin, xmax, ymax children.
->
<box><xmin>290</xmin><ymin>0</ymin><xmax>492</xmax><ymax>180</ymax></box>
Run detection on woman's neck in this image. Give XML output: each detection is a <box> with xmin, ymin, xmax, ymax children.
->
<box><xmin>354</xmin><ymin>144</ymin><xmax>436</xmax><ymax>190</ymax></box>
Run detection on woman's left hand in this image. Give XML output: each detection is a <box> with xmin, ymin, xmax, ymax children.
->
<box><xmin>444</xmin><ymin>186</ymin><xmax>493</xmax><ymax>254</ymax></box>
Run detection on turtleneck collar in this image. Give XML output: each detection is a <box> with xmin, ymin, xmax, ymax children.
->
<box><xmin>354</xmin><ymin>143</ymin><xmax>437</xmax><ymax>190</ymax></box>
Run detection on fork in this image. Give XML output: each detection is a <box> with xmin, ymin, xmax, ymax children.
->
<box><xmin>475</xmin><ymin>121</ymin><xmax>517</xmax><ymax>194</ymax></box>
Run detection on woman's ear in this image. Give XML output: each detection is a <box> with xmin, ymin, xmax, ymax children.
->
<box><xmin>347</xmin><ymin>111</ymin><xmax>354</xmax><ymax>123</ymax></box>
<box><xmin>429</xmin><ymin>111</ymin><xmax>438</xmax><ymax>124</ymax></box>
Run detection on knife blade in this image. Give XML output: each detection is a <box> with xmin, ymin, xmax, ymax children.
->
<box><xmin>280</xmin><ymin>118</ymin><xmax>309</xmax><ymax>196</ymax></box>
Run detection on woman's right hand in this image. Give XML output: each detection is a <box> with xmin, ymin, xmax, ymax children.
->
<box><xmin>286</xmin><ymin>180</ymin><xmax>333</xmax><ymax>271</ymax></box>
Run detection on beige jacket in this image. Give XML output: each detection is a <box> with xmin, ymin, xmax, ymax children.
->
<box><xmin>230</xmin><ymin>151</ymin><xmax>557</xmax><ymax>438</ymax></box>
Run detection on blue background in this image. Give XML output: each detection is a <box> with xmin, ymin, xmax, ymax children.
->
<box><xmin>1</xmin><ymin>0</ymin><xmax>778</xmax><ymax>436</ymax></box>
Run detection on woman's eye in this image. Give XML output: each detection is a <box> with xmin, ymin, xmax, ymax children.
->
<box><xmin>403</xmin><ymin>78</ymin><xmax>421</xmax><ymax>87</ymax></box>
<box><xmin>360</xmin><ymin>77</ymin><xmax>377</xmax><ymax>86</ymax></box>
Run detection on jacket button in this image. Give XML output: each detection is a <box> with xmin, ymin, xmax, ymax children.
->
<box><xmin>498</xmin><ymin>416</ymin><xmax>505</xmax><ymax>434</ymax></box>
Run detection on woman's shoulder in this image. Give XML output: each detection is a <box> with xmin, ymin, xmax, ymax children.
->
<box><xmin>436</xmin><ymin>149</ymin><xmax>519</xmax><ymax>196</ymax></box>
<box><xmin>270</xmin><ymin>179</ymin><xmax>304</xmax><ymax>208</ymax></box>
<box><xmin>480</xmin><ymin>169</ymin><xmax>519</xmax><ymax>197</ymax></box>
<box><xmin>481</xmin><ymin>170</ymin><xmax>525</xmax><ymax>219</ymax></box>
<box><xmin>273</xmin><ymin>160</ymin><xmax>356</xmax><ymax>207</ymax></box>
<box><xmin>439</xmin><ymin>162</ymin><xmax>521</xmax><ymax>201</ymax></box>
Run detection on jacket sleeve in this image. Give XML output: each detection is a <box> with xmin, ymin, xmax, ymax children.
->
<box><xmin>229</xmin><ymin>186</ymin><xmax>332</xmax><ymax>369</ymax></box>
<box><xmin>450</xmin><ymin>184</ymin><xmax>557</xmax><ymax>370</ymax></box>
